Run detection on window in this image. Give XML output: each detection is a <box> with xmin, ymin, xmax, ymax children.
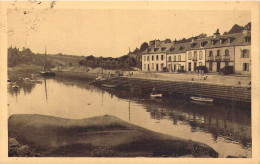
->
<box><xmin>243</xmin><ymin>63</ymin><xmax>249</xmax><ymax>71</ymax></box>
<box><xmin>147</xmin><ymin>56</ymin><xmax>149</xmax><ymax>61</ymax></box>
<box><xmin>194</xmin><ymin>51</ymin><xmax>197</xmax><ymax>58</ymax></box>
<box><xmin>174</xmin><ymin>56</ymin><xmax>176</xmax><ymax>61</ymax></box>
<box><xmin>152</xmin><ymin>55</ymin><xmax>154</xmax><ymax>61</ymax></box>
<box><xmin>178</xmin><ymin>55</ymin><xmax>181</xmax><ymax>61</ymax></box>
<box><xmin>168</xmin><ymin>56</ymin><xmax>172</xmax><ymax>61</ymax></box>
<box><xmin>156</xmin><ymin>55</ymin><xmax>159</xmax><ymax>60</ymax></box>
<box><xmin>225</xmin><ymin>49</ymin><xmax>229</xmax><ymax>56</ymax></box>
<box><xmin>209</xmin><ymin>51</ymin><xmax>213</xmax><ymax>57</ymax></box>
<box><xmin>188</xmin><ymin>52</ymin><xmax>191</xmax><ymax>60</ymax></box>
<box><xmin>217</xmin><ymin>50</ymin><xmax>221</xmax><ymax>56</ymax></box>
<box><xmin>161</xmin><ymin>55</ymin><xmax>164</xmax><ymax>60</ymax></box>
<box><xmin>199</xmin><ymin>62</ymin><xmax>202</xmax><ymax>66</ymax></box>
<box><xmin>199</xmin><ymin>51</ymin><xmax>203</xmax><ymax>60</ymax></box>
<box><xmin>152</xmin><ymin>63</ymin><xmax>154</xmax><ymax>69</ymax></box>
<box><xmin>144</xmin><ymin>56</ymin><xmax>146</xmax><ymax>61</ymax></box>
<box><xmin>244</xmin><ymin>37</ymin><xmax>251</xmax><ymax>43</ymax></box>
<box><xmin>144</xmin><ymin>64</ymin><xmax>146</xmax><ymax>69</ymax></box>
<box><xmin>161</xmin><ymin>63</ymin><xmax>164</xmax><ymax>69</ymax></box>
<box><xmin>225</xmin><ymin>62</ymin><xmax>229</xmax><ymax>66</ymax></box>
<box><xmin>242</xmin><ymin>49</ymin><xmax>249</xmax><ymax>58</ymax></box>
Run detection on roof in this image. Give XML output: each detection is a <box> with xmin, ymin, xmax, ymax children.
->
<box><xmin>143</xmin><ymin>41</ymin><xmax>173</xmax><ymax>54</ymax></box>
<box><xmin>143</xmin><ymin>31</ymin><xmax>251</xmax><ymax>54</ymax></box>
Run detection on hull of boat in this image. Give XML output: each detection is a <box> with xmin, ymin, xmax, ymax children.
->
<box><xmin>190</xmin><ymin>96</ymin><xmax>213</xmax><ymax>102</ymax></box>
<box><xmin>40</xmin><ymin>71</ymin><xmax>56</xmax><ymax>76</ymax></box>
<box><xmin>101</xmin><ymin>84</ymin><xmax>117</xmax><ymax>88</ymax></box>
<box><xmin>150</xmin><ymin>94</ymin><xmax>162</xmax><ymax>98</ymax></box>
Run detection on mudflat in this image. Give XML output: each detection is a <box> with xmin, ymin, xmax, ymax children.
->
<box><xmin>8</xmin><ymin>114</ymin><xmax>218</xmax><ymax>157</ymax></box>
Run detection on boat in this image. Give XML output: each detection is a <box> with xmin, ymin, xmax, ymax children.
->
<box><xmin>12</xmin><ymin>85</ymin><xmax>19</xmax><ymax>90</ymax></box>
<box><xmin>190</xmin><ymin>96</ymin><xmax>214</xmax><ymax>102</ymax></box>
<box><xmin>150</xmin><ymin>93</ymin><xmax>162</xmax><ymax>98</ymax></box>
<box><xmin>40</xmin><ymin>71</ymin><xmax>55</xmax><ymax>76</ymax></box>
<box><xmin>101</xmin><ymin>84</ymin><xmax>118</xmax><ymax>88</ymax></box>
<box><xmin>40</xmin><ymin>47</ymin><xmax>55</xmax><ymax>77</ymax></box>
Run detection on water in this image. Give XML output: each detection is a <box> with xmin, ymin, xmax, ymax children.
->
<box><xmin>8</xmin><ymin>76</ymin><xmax>252</xmax><ymax>158</ymax></box>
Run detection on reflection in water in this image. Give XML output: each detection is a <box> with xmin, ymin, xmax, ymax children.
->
<box><xmin>8</xmin><ymin>76</ymin><xmax>251</xmax><ymax>158</ymax></box>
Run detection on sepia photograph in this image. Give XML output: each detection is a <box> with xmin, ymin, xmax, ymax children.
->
<box><xmin>0</xmin><ymin>1</ymin><xmax>260</xmax><ymax>163</ymax></box>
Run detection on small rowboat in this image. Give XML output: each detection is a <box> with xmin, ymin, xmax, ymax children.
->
<box><xmin>190</xmin><ymin>96</ymin><xmax>213</xmax><ymax>102</ymax></box>
<box><xmin>150</xmin><ymin>93</ymin><xmax>162</xmax><ymax>98</ymax></box>
<box><xmin>12</xmin><ymin>85</ymin><xmax>19</xmax><ymax>89</ymax></box>
<box><xmin>101</xmin><ymin>84</ymin><xmax>118</xmax><ymax>88</ymax></box>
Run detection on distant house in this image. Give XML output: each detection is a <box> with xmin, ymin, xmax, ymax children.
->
<box><xmin>142</xmin><ymin>40</ymin><xmax>170</xmax><ymax>72</ymax></box>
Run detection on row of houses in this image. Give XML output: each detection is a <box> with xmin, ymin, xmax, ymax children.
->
<box><xmin>142</xmin><ymin>28</ymin><xmax>251</xmax><ymax>74</ymax></box>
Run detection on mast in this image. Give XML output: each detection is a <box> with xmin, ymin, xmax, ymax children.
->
<box><xmin>44</xmin><ymin>46</ymin><xmax>47</xmax><ymax>71</ymax></box>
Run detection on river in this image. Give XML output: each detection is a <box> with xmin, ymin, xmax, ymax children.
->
<box><xmin>7</xmin><ymin>76</ymin><xmax>252</xmax><ymax>158</ymax></box>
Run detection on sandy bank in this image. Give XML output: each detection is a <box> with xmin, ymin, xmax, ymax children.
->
<box><xmin>8</xmin><ymin>114</ymin><xmax>218</xmax><ymax>157</ymax></box>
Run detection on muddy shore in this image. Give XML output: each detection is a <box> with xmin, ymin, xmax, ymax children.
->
<box><xmin>8</xmin><ymin>114</ymin><xmax>218</xmax><ymax>157</ymax></box>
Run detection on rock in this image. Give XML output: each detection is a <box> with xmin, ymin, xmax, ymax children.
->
<box><xmin>9</xmin><ymin>138</ymin><xmax>19</xmax><ymax>147</ymax></box>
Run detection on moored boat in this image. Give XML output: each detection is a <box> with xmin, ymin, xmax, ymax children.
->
<box><xmin>190</xmin><ymin>96</ymin><xmax>214</xmax><ymax>102</ymax></box>
<box><xmin>101</xmin><ymin>84</ymin><xmax>118</xmax><ymax>88</ymax></box>
<box><xmin>150</xmin><ymin>93</ymin><xmax>162</xmax><ymax>98</ymax></box>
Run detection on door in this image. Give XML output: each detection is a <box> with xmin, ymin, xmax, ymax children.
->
<box><xmin>174</xmin><ymin>65</ymin><xmax>176</xmax><ymax>72</ymax></box>
<box><xmin>217</xmin><ymin>62</ymin><xmax>221</xmax><ymax>72</ymax></box>
<box><xmin>156</xmin><ymin>64</ymin><xmax>159</xmax><ymax>71</ymax></box>
<box><xmin>188</xmin><ymin>63</ymin><xmax>191</xmax><ymax>71</ymax></box>
<box><xmin>147</xmin><ymin>64</ymin><xmax>150</xmax><ymax>71</ymax></box>
<box><xmin>209</xmin><ymin>62</ymin><xmax>213</xmax><ymax>71</ymax></box>
<box><xmin>194</xmin><ymin>62</ymin><xmax>197</xmax><ymax>72</ymax></box>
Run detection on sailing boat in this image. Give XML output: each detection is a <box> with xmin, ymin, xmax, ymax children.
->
<box><xmin>40</xmin><ymin>47</ymin><xmax>55</xmax><ymax>76</ymax></box>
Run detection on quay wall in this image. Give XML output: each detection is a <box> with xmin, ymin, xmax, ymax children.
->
<box><xmin>54</xmin><ymin>71</ymin><xmax>251</xmax><ymax>102</ymax></box>
<box><xmin>117</xmin><ymin>77</ymin><xmax>251</xmax><ymax>103</ymax></box>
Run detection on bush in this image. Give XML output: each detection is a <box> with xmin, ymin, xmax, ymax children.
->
<box><xmin>196</xmin><ymin>66</ymin><xmax>208</xmax><ymax>73</ymax></box>
<box><xmin>162</xmin><ymin>67</ymin><xmax>168</xmax><ymax>72</ymax></box>
<box><xmin>220</xmin><ymin>66</ymin><xmax>234</xmax><ymax>75</ymax></box>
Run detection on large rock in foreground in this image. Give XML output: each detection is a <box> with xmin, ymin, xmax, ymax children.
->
<box><xmin>8</xmin><ymin>114</ymin><xmax>218</xmax><ymax>157</ymax></box>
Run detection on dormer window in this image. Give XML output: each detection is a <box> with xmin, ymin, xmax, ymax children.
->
<box><xmin>154</xmin><ymin>48</ymin><xmax>159</xmax><ymax>52</ymax></box>
<box><xmin>170</xmin><ymin>48</ymin><xmax>174</xmax><ymax>52</ymax></box>
<box><xmin>161</xmin><ymin>47</ymin><xmax>166</xmax><ymax>51</ymax></box>
<box><xmin>219</xmin><ymin>39</ymin><xmax>222</xmax><ymax>45</ymax></box>
<box><xmin>191</xmin><ymin>43</ymin><xmax>196</xmax><ymax>48</ymax></box>
<box><xmin>211</xmin><ymin>40</ymin><xmax>217</xmax><ymax>45</ymax></box>
<box><xmin>228</xmin><ymin>37</ymin><xmax>234</xmax><ymax>43</ymax></box>
<box><xmin>179</xmin><ymin>46</ymin><xmax>184</xmax><ymax>50</ymax></box>
<box><xmin>244</xmin><ymin>37</ymin><xmax>251</xmax><ymax>43</ymax></box>
<box><xmin>200</xmin><ymin>42</ymin><xmax>204</xmax><ymax>47</ymax></box>
<box><xmin>148</xmin><ymin>48</ymin><xmax>151</xmax><ymax>52</ymax></box>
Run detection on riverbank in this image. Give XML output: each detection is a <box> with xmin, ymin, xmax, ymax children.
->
<box><xmin>8</xmin><ymin>114</ymin><xmax>218</xmax><ymax>157</ymax></box>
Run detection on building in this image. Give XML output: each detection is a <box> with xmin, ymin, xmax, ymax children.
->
<box><xmin>186</xmin><ymin>37</ymin><xmax>207</xmax><ymax>72</ymax></box>
<box><xmin>142</xmin><ymin>25</ymin><xmax>251</xmax><ymax>74</ymax></box>
<box><xmin>166</xmin><ymin>41</ymin><xmax>189</xmax><ymax>72</ymax></box>
<box><xmin>204</xmin><ymin>29</ymin><xmax>251</xmax><ymax>74</ymax></box>
<box><xmin>142</xmin><ymin>40</ymin><xmax>171</xmax><ymax>72</ymax></box>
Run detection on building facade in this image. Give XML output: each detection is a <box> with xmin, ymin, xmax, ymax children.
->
<box><xmin>142</xmin><ymin>27</ymin><xmax>251</xmax><ymax>74</ymax></box>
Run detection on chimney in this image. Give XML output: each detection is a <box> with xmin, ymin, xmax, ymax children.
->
<box><xmin>173</xmin><ymin>38</ymin><xmax>177</xmax><ymax>44</ymax></box>
<box><xmin>154</xmin><ymin>39</ymin><xmax>160</xmax><ymax>47</ymax></box>
<box><xmin>213</xmin><ymin>29</ymin><xmax>220</xmax><ymax>38</ymax></box>
<box><xmin>149</xmin><ymin>40</ymin><xmax>155</xmax><ymax>46</ymax></box>
<box><xmin>191</xmin><ymin>37</ymin><xmax>196</xmax><ymax>43</ymax></box>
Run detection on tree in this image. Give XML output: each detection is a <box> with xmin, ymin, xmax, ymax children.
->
<box><xmin>139</xmin><ymin>42</ymin><xmax>148</xmax><ymax>52</ymax></box>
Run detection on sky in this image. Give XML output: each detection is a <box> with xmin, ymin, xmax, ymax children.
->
<box><xmin>7</xmin><ymin>2</ymin><xmax>251</xmax><ymax>57</ymax></box>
